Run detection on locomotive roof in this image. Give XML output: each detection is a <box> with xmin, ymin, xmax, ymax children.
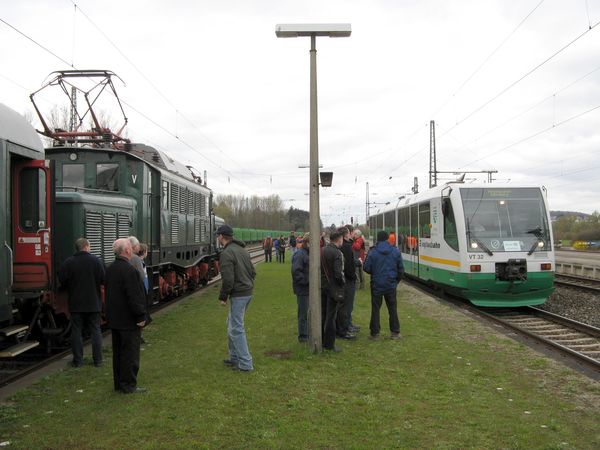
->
<box><xmin>125</xmin><ymin>143</ymin><xmax>199</xmax><ymax>183</ymax></box>
<box><xmin>48</xmin><ymin>141</ymin><xmax>206</xmax><ymax>187</ymax></box>
<box><xmin>0</xmin><ymin>103</ymin><xmax>44</xmax><ymax>153</ymax></box>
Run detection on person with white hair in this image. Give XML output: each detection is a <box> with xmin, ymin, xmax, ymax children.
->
<box><xmin>105</xmin><ymin>238</ymin><xmax>147</xmax><ymax>393</ymax></box>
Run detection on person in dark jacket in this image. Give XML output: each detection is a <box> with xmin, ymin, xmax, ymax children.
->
<box><xmin>320</xmin><ymin>230</ymin><xmax>345</xmax><ymax>352</ymax></box>
<box><xmin>289</xmin><ymin>232</ymin><xmax>297</xmax><ymax>257</ymax></box>
<box><xmin>105</xmin><ymin>238</ymin><xmax>147</xmax><ymax>393</ymax></box>
<box><xmin>58</xmin><ymin>238</ymin><xmax>105</xmax><ymax>368</ymax></box>
<box><xmin>291</xmin><ymin>233</ymin><xmax>310</xmax><ymax>343</ymax></box>
<box><xmin>217</xmin><ymin>224</ymin><xmax>256</xmax><ymax>372</ymax></box>
<box><xmin>263</xmin><ymin>236</ymin><xmax>273</xmax><ymax>262</ymax></box>
<box><xmin>336</xmin><ymin>226</ymin><xmax>358</xmax><ymax>340</ymax></box>
<box><xmin>364</xmin><ymin>230</ymin><xmax>405</xmax><ymax>340</ymax></box>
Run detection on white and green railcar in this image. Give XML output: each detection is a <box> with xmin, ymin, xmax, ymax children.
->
<box><xmin>370</xmin><ymin>183</ymin><xmax>555</xmax><ymax>307</ymax></box>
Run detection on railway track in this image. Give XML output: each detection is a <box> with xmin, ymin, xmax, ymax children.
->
<box><xmin>405</xmin><ymin>276</ymin><xmax>600</xmax><ymax>378</ymax></box>
<box><xmin>554</xmin><ymin>273</ymin><xmax>600</xmax><ymax>293</ymax></box>
<box><xmin>0</xmin><ymin>245</ymin><xmax>264</xmax><ymax>389</ymax></box>
<box><xmin>479</xmin><ymin>306</ymin><xmax>600</xmax><ymax>374</ymax></box>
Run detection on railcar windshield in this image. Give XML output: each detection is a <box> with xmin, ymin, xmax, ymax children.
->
<box><xmin>460</xmin><ymin>187</ymin><xmax>551</xmax><ymax>254</ymax></box>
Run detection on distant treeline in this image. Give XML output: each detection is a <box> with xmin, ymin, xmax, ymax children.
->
<box><xmin>553</xmin><ymin>211</ymin><xmax>600</xmax><ymax>241</ymax></box>
<box><xmin>213</xmin><ymin>194</ymin><xmax>313</xmax><ymax>232</ymax></box>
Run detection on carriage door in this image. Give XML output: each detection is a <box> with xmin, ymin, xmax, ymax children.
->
<box><xmin>407</xmin><ymin>204</ymin><xmax>419</xmax><ymax>277</ymax></box>
<box><xmin>11</xmin><ymin>160</ymin><xmax>54</xmax><ymax>291</ymax></box>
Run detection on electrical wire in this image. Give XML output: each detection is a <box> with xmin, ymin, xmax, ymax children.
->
<box><xmin>2</xmin><ymin>13</ymin><xmax>258</xmax><ymax>194</ymax></box>
<box><xmin>459</xmin><ymin>102</ymin><xmax>600</xmax><ymax>168</ymax></box>
<box><xmin>430</xmin><ymin>0</ymin><xmax>546</xmax><ymax>120</ymax></box>
<box><xmin>438</xmin><ymin>17</ymin><xmax>600</xmax><ymax>140</ymax></box>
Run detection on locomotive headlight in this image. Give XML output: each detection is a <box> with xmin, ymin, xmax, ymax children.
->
<box><xmin>471</xmin><ymin>242</ymin><xmax>478</xmax><ymax>249</ymax></box>
<box><xmin>499</xmin><ymin>200</ymin><xmax>506</xmax><ymax>205</ymax></box>
<box><xmin>69</xmin><ymin>152</ymin><xmax>78</xmax><ymax>161</ymax></box>
<box><xmin>538</xmin><ymin>241</ymin><xmax>545</xmax><ymax>248</ymax></box>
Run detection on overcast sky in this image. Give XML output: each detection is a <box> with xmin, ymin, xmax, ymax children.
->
<box><xmin>2</xmin><ymin>0</ymin><xmax>600</xmax><ymax>224</ymax></box>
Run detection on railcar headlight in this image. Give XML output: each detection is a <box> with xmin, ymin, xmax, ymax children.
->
<box><xmin>538</xmin><ymin>241</ymin><xmax>544</xmax><ymax>248</ymax></box>
<box><xmin>471</xmin><ymin>242</ymin><xmax>478</xmax><ymax>249</ymax></box>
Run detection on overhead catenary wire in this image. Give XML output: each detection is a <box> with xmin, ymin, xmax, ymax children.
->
<box><xmin>458</xmin><ymin>102</ymin><xmax>600</xmax><ymax>168</ymax></box>
<box><xmin>437</xmin><ymin>63</ymin><xmax>600</xmax><ymax>163</ymax></box>
<box><xmin>66</xmin><ymin>0</ymin><xmax>251</xmax><ymax>176</ymax></box>
<box><xmin>429</xmin><ymin>0</ymin><xmax>547</xmax><ymax>120</ymax></box>
<box><xmin>438</xmin><ymin>17</ymin><xmax>600</xmax><ymax>140</ymax></box>
<box><xmin>1</xmin><ymin>13</ymin><xmax>258</xmax><ymax>194</ymax></box>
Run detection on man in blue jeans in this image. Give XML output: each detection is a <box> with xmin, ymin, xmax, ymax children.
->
<box><xmin>217</xmin><ymin>224</ymin><xmax>256</xmax><ymax>372</ymax></box>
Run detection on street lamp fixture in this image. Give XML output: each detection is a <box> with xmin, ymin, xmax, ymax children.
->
<box><xmin>319</xmin><ymin>171</ymin><xmax>333</xmax><ymax>187</ymax></box>
<box><xmin>276</xmin><ymin>23</ymin><xmax>351</xmax><ymax>353</ymax></box>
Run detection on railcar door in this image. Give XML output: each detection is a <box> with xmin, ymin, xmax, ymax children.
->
<box><xmin>11</xmin><ymin>160</ymin><xmax>54</xmax><ymax>292</ymax></box>
<box><xmin>406</xmin><ymin>204</ymin><xmax>419</xmax><ymax>277</ymax></box>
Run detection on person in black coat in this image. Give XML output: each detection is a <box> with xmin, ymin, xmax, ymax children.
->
<box><xmin>336</xmin><ymin>226</ymin><xmax>358</xmax><ymax>340</ymax></box>
<box><xmin>58</xmin><ymin>238</ymin><xmax>105</xmax><ymax>367</ymax></box>
<box><xmin>105</xmin><ymin>238</ymin><xmax>147</xmax><ymax>394</ymax></box>
<box><xmin>320</xmin><ymin>230</ymin><xmax>345</xmax><ymax>352</ymax></box>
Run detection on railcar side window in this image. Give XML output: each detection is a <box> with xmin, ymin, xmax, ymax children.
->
<box><xmin>398</xmin><ymin>206</ymin><xmax>410</xmax><ymax>253</ymax></box>
<box><xmin>20</xmin><ymin>168</ymin><xmax>46</xmax><ymax>232</ymax></box>
<box><xmin>418</xmin><ymin>202</ymin><xmax>431</xmax><ymax>239</ymax></box>
<box><xmin>162</xmin><ymin>181</ymin><xmax>169</xmax><ymax>209</ymax></box>
<box><xmin>62</xmin><ymin>164</ymin><xmax>84</xmax><ymax>190</ymax></box>
<box><xmin>443</xmin><ymin>199</ymin><xmax>459</xmax><ymax>251</ymax></box>
<box><xmin>96</xmin><ymin>163</ymin><xmax>119</xmax><ymax>191</ymax></box>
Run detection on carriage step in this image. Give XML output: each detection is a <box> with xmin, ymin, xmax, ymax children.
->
<box><xmin>0</xmin><ymin>341</ymin><xmax>39</xmax><ymax>357</ymax></box>
<box><xmin>0</xmin><ymin>325</ymin><xmax>28</xmax><ymax>337</ymax></box>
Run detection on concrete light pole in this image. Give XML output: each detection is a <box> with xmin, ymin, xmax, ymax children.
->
<box><xmin>276</xmin><ymin>23</ymin><xmax>351</xmax><ymax>353</ymax></box>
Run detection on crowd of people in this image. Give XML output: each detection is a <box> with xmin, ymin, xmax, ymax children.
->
<box><xmin>291</xmin><ymin>225</ymin><xmax>405</xmax><ymax>352</ymax></box>
<box><xmin>57</xmin><ymin>222</ymin><xmax>404</xmax><ymax>389</ymax></box>
<box><xmin>59</xmin><ymin>236</ymin><xmax>152</xmax><ymax>393</ymax></box>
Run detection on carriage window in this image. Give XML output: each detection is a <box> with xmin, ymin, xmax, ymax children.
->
<box><xmin>418</xmin><ymin>202</ymin><xmax>431</xmax><ymax>238</ymax></box>
<box><xmin>20</xmin><ymin>168</ymin><xmax>46</xmax><ymax>232</ymax></box>
<box><xmin>62</xmin><ymin>164</ymin><xmax>84</xmax><ymax>190</ymax></box>
<box><xmin>96</xmin><ymin>163</ymin><xmax>119</xmax><ymax>191</ymax></box>
<box><xmin>443</xmin><ymin>199</ymin><xmax>459</xmax><ymax>251</ymax></box>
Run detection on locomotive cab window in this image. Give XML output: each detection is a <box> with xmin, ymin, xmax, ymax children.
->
<box><xmin>20</xmin><ymin>168</ymin><xmax>47</xmax><ymax>232</ymax></box>
<box><xmin>96</xmin><ymin>163</ymin><xmax>119</xmax><ymax>191</ymax></box>
<box><xmin>62</xmin><ymin>163</ymin><xmax>85</xmax><ymax>190</ymax></box>
<box><xmin>461</xmin><ymin>187</ymin><xmax>551</xmax><ymax>253</ymax></box>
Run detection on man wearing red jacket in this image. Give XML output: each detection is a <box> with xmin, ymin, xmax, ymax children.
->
<box><xmin>352</xmin><ymin>230</ymin><xmax>366</xmax><ymax>289</ymax></box>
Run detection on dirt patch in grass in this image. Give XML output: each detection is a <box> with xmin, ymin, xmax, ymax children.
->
<box><xmin>265</xmin><ymin>350</ymin><xmax>292</xmax><ymax>359</ymax></box>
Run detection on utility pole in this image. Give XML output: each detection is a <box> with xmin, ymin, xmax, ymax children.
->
<box><xmin>69</xmin><ymin>86</ymin><xmax>77</xmax><ymax>133</ymax></box>
<box><xmin>365</xmin><ymin>181</ymin><xmax>369</xmax><ymax>230</ymax></box>
<box><xmin>429</xmin><ymin>120</ymin><xmax>437</xmax><ymax>189</ymax></box>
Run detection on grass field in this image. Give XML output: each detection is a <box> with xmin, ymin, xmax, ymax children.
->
<box><xmin>1</xmin><ymin>259</ymin><xmax>599</xmax><ymax>449</ymax></box>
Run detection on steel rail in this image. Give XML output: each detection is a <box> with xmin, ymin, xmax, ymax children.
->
<box><xmin>554</xmin><ymin>273</ymin><xmax>600</xmax><ymax>292</ymax></box>
<box><xmin>474</xmin><ymin>306</ymin><xmax>600</xmax><ymax>373</ymax></box>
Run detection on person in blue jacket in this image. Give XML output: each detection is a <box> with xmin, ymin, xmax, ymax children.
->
<box><xmin>363</xmin><ymin>230</ymin><xmax>405</xmax><ymax>340</ymax></box>
<box><xmin>291</xmin><ymin>233</ymin><xmax>310</xmax><ymax>343</ymax></box>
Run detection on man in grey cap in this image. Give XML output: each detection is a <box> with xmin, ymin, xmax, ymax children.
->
<box><xmin>216</xmin><ymin>224</ymin><xmax>256</xmax><ymax>372</ymax></box>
